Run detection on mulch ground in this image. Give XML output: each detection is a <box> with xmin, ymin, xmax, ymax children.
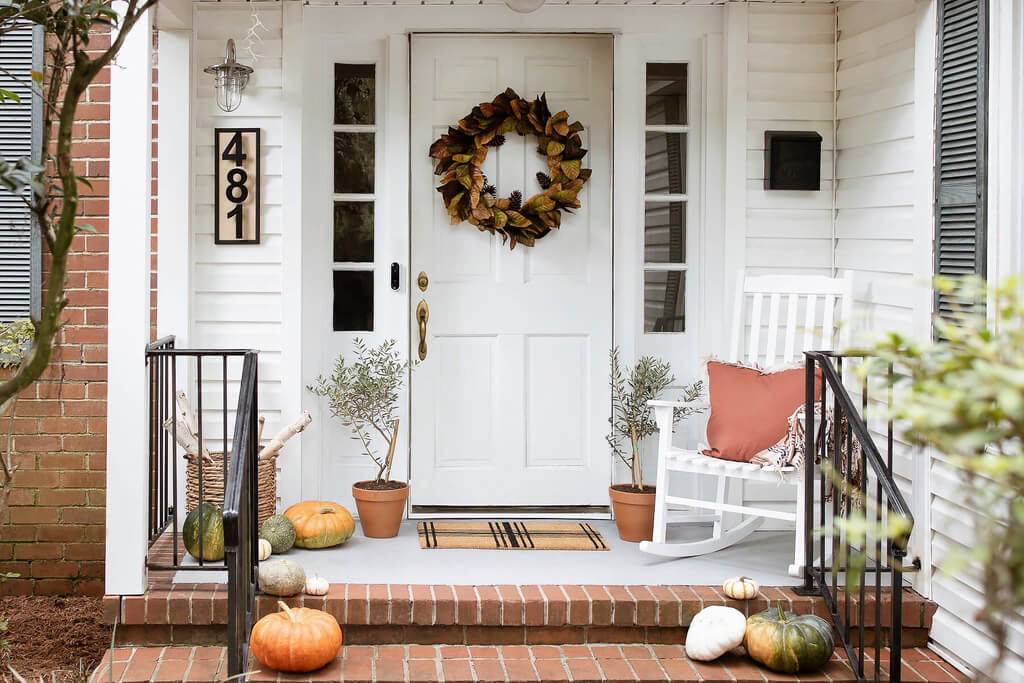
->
<box><xmin>1</xmin><ymin>596</ymin><xmax>110</xmax><ymax>680</ymax></box>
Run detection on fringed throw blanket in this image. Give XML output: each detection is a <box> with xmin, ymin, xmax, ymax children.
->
<box><xmin>751</xmin><ymin>403</ymin><xmax>863</xmax><ymax>504</ymax></box>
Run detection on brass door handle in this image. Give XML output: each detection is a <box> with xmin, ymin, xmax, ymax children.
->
<box><xmin>416</xmin><ymin>300</ymin><xmax>429</xmax><ymax>360</ymax></box>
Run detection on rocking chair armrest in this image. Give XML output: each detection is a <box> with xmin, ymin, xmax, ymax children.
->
<box><xmin>647</xmin><ymin>399</ymin><xmax>711</xmax><ymax>410</ymax></box>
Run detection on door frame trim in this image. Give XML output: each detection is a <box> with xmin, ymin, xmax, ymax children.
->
<box><xmin>406</xmin><ymin>32</ymin><xmax>617</xmax><ymax>513</ymax></box>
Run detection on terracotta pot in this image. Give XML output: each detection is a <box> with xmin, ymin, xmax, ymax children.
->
<box><xmin>608</xmin><ymin>485</ymin><xmax>656</xmax><ymax>542</ymax></box>
<box><xmin>352</xmin><ymin>481</ymin><xmax>409</xmax><ymax>538</ymax></box>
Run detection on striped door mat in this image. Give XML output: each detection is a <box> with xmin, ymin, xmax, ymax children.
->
<box><xmin>417</xmin><ymin>521</ymin><xmax>609</xmax><ymax>550</ymax></box>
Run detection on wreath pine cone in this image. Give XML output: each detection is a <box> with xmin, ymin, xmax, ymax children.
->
<box><xmin>429</xmin><ymin>88</ymin><xmax>591</xmax><ymax>249</ymax></box>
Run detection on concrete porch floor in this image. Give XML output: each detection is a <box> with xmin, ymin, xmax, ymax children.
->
<box><xmin>169</xmin><ymin>521</ymin><xmax>802</xmax><ymax>586</ymax></box>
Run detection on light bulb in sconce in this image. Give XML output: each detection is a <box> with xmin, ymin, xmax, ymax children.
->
<box><xmin>203</xmin><ymin>39</ymin><xmax>254</xmax><ymax>113</ymax></box>
<box><xmin>505</xmin><ymin>0</ymin><xmax>545</xmax><ymax>13</ymax></box>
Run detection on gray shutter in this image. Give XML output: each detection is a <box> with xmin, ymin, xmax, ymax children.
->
<box><xmin>0</xmin><ymin>22</ymin><xmax>42</xmax><ymax>322</ymax></box>
<box><xmin>934</xmin><ymin>0</ymin><xmax>988</xmax><ymax>320</ymax></box>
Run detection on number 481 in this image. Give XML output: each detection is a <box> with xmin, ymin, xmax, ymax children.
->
<box><xmin>222</xmin><ymin>131</ymin><xmax>249</xmax><ymax>239</ymax></box>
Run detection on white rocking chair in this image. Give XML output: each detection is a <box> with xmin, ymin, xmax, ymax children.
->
<box><xmin>639</xmin><ymin>272</ymin><xmax>854</xmax><ymax>577</ymax></box>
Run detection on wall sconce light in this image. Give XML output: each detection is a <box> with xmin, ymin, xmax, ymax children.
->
<box><xmin>204</xmin><ymin>39</ymin><xmax>254</xmax><ymax>113</ymax></box>
<box><xmin>505</xmin><ymin>0</ymin><xmax>545</xmax><ymax>13</ymax></box>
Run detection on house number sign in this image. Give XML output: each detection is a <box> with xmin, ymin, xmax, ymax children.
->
<box><xmin>214</xmin><ymin>128</ymin><xmax>260</xmax><ymax>244</ymax></box>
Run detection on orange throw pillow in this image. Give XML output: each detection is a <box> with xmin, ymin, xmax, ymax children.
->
<box><xmin>702</xmin><ymin>361</ymin><xmax>821</xmax><ymax>463</ymax></box>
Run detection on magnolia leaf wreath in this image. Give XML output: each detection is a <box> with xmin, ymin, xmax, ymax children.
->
<box><xmin>429</xmin><ymin>88</ymin><xmax>591</xmax><ymax>249</ymax></box>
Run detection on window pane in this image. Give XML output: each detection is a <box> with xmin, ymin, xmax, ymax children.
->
<box><xmin>334</xmin><ymin>63</ymin><xmax>375</xmax><ymax>125</ymax></box>
<box><xmin>334</xmin><ymin>202</ymin><xmax>374</xmax><ymax>262</ymax></box>
<box><xmin>334</xmin><ymin>132</ymin><xmax>375</xmax><ymax>194</ymax></box>
<box><xmin>645</xmin><ymin>132</ymin><xmax>686</xmax><ymax>195</ymax></box>
<box><xmin>644</xmin><ymin>270</ymin><xmax>685</xmax><ymax>333</ymax></box>
<box><xmin>644</xmin><ymin>202</ymin><xmax>686</xmax><ymax>264</ymax></box>
<box><xmin>333</xmin><ymin>270</ymin><xmax>374</xmax><ymax>332</ymax></box>
<box><xmin>646</xmin><ymin>63</ymin><xmax>687</xmax><ymax>125</ymax></box>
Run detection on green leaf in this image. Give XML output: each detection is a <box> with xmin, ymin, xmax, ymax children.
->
<box><xmin>560</xmin><ymin>160</ymin><xmax>581</xmax><ymax>180</ymax></box>
<box><xmin>505</xmin><ymin>211</ymin><xmax>532</xmax><ymax>228</ymax></box>
<box><xmin>493</xmin><ymin>210</ymin><xmax>507</xmax><ymax>229</ymax></box>
<box><xmin>447</xmin><ymin>192</ymin><xmax>464</xmax><ymax>216</ymax></box>
<box><xmin>530</xmin><ymin>196</ymin><xmax>555</xmax><ymax>213</ymax></box>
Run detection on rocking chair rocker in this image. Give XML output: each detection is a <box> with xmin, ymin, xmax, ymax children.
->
<box><xmin>639</xmin><ymin>272</ymin><xmax>853</xmax><ymax>576</ymax></box>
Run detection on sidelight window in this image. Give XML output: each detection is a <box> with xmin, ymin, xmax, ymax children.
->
<box><xmin>643</xmin><ymin>63</ymin><xmax>688</xmax><ymax>333</ymax></box>
<box><xmin>332</xmin><ymin>63</ymin><xmax>376</xmax><ymax>331</ymax></box>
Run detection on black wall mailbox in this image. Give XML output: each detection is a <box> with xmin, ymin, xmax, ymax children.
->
<box><xmin>764</xmin><ymin>130</ymin><xmax>823</xmax><ymax>191</ymax></box>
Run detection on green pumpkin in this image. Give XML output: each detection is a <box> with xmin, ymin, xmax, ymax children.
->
<box><xmin>260</xmin><ymin>514</ymin><xmax>297</xmax><ymax>554</ymax></box>
<box><xmin>744</xmin><ymin>603</ymin><xmax>835</xmax><ymax>673</ymax></box>
<box><xmin>183</xmin><ymin>503</ymin><xmax>224</xmax><ymax>561</ymax></box>
<box><xmin>258</xmin><ymin>558</ymin><xmax>306</xmax><ymax>597</ymax></box>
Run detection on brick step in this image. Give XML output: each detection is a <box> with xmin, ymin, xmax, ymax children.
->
<box><xmin>104</xmin><ymin>584</ymin><xmax>936</xmax><ymax>648</ymax></box>
<box><xmin>90</xmin><ymin>644</ymin><xmax>968</xmax><ymax>683</ymax></box>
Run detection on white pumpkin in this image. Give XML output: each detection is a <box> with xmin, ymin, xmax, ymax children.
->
<box><xmin>258</xmin><ymin>538</ymin><xmax>273</xmax><ymax>561</ymax></box>
<box><xmin>684</xmin><ymin>606</ymin><xmax>747</xmax><ymax>661</ymax></box>
<box><xmin>305</xmin><ymin>572</ymin><xmax>329</xmax><ymax>596</ymax></box>
<box><xmin>722</xmin><ymin>576</ymin><xmax>759</xmax><ymax>600</ymax></box>
<box><xmin>258</xmin><ymin>559</ymin><xmax>306</xmax><ymax>597</ymax></box>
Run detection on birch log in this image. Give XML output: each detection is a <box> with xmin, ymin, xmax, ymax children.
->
<box><xmin>383</xmin><ymin>418</ymin><xmax>399</xmax><ymax>481</ymax></box>
<box><xmin>258</xmin><ymin>411</ymin><xmax>312</xmax><ymax>460</ymax></box>
<box><xmin>162</xmin><ymin>416</ymin><xmax>212</xmax><ymax>462</ymax></box>
<box><xmin>162</xmin><ymin>392</ymin><xmax>212</xmax><ymax>461</ymax></box>
<box><xmin>175</xmin><ymin>391</ymin><xmax>199</xmax><ymax>436</ymax></box>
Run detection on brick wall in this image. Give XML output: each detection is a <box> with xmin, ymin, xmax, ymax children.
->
<box><xmin>0</xmin><ymin>30</ymin><xmax>115</xmax><ymax>597</ymax></box>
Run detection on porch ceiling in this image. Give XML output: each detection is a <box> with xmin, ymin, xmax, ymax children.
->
<box><xmin>193</xmin><ymin>0</ymin><xmax>843</xmax><ymax>6</ymax></box>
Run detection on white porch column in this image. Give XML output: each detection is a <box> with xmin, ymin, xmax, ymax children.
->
<box><xmin>721</xmin><ymin>3</ymin><xmax>748</xmax><ymax>350</ymax></box>
<box><xmin>105</xmin><ymin>3</ymin><xmax>153</xmax><ymax>596</ymax></box>
<box><xmin>988</xmin><ymin>0</ymin><xmax>1024</xmax><ymax>286</ymax></box>
<box><xmin>156</xmin><ymin>27</ymin><xmax>191</xmax><ymax>342</ymax></box>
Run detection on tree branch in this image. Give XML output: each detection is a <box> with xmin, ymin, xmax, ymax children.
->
<box><xmin>0</xmin><ymin>1</ymin><xmax>158</xmax><ymax>409</ymax></box>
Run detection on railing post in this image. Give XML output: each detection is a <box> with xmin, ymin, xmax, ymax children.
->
<box><xmin>224</xmin><ymin>351</ymin><xmax>259</xmax><ymax>675</ymax></box>
<box><xmin>802</xmin><ymin>353</ymin><xmax>816</xmax><ymax>593</ymax></box>
<box><xmin>891</xmin><ymin>554</ymin><xmax>904</xmax><ymax>683</ymax></box>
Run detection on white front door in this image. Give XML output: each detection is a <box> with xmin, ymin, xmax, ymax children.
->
<box><xmin>409</xmin><ymin>34</ymin><xmax>613</xmax><ymax>508</ymax></box>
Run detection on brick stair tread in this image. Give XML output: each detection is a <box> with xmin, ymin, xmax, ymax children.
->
<box><xmin>106</xmin><ymin>583</ymin><xmax>937</xmax><ymax>631</ymax></box>
<box><xmin>90</xmin><ymin>644</ymin><xmax>968</xmax><ymax>683</ymax></box>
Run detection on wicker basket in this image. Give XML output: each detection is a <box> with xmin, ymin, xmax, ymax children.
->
<box><xmin>184</xmin><ymin>449</ymin><xmax>278</xmax><ymax>526</ymax></box>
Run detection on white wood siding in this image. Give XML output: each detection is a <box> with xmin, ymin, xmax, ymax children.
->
<box><xmin>833</xmin><ymin>0</ymin><xmax>921</xmax><ymax>583</ymax></box>
<box><xmin>190</xmin><ymin>6</ymin><xmax>286</xmax><ymax>461</ymax></box>
<box><xmin>739</xmin><ymin>3</ymin><xmax>835</xmax><ymax>523</ymax></box>
<box><xmin>745</xmin><ymin>3</ymin><xmax>835</xmax><ymax>278</ymax></box>
<box><xmin>835</xmin><ymin>0</ymin><xmax>921</xmax><ymax>339</ymax></box>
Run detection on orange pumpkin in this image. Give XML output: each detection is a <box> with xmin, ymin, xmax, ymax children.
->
<box><xmin>250</xmin><ymin>601</ymin><xmax>342</xmax><ymax>672</ymax></box>
<box><xmin>284</xmin><ymin>500</ymin><xmax>355</xmax><ymax>549</ymax></box>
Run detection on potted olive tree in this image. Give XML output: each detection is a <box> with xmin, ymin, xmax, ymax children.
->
<box><xmin>607</xmin><ymin>346</ymin><xmax>703</xmax><ymax>542</ymax></box>
<box><xmin>308</xmin><ymin>338</ymin><xmax>415</xmax><ymax>538</ymax></box>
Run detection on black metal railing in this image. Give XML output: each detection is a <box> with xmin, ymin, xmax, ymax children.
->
<box><xmin>147</xmin><ymin>335</ymin><xmax>176</xmax><ymax>543</ymax></box>
<box><xmin>145</xmin><ymin>338</ymin><xmax>256</xmax><ymax>570</ymax></box>
<box><xmin>801</xmin><ymin>352</ymin><xmax>918</xmax><ymax>683</ymax></box>
<box><xmin>223</xmin><ymin>351</ymin><xmax>259</xmax><ymax>676</ymax></box>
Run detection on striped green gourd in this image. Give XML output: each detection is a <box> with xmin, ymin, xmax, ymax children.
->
<box><xmin>744</xmin><ymin>603</ymin><xmax>834</xmax><ymax>673</ymax></box>
<box><xmin>182</xmin><ymin>502</ymin><xmax>225</xmax><ymax>562</ymax></box>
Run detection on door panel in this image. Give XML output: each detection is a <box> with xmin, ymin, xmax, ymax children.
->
<box><xmin>410</xmin><ymin>34</ymin><xmax>613</xmax><ymax>507</ymax></box>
